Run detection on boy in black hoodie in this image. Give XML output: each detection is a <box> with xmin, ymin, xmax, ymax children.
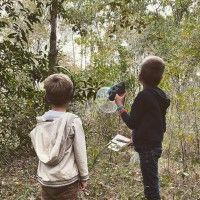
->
<box><xmin>115</xmin><ymin>56</ymin><xmax>170</xmax><ymax>200</ymax></box>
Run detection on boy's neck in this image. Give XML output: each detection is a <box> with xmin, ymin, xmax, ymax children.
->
<box><xmin>142</xmin><ymin>84</ymin><xmax>157</xmax><ymax>90</ymax></box>
<box><xmin>51</xmin><ymin>105</ymin><xmax>68</xmax><ymax>112</ymax></box>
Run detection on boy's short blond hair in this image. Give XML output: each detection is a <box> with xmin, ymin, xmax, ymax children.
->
<box><xmin>139</xmin><ymin>56</ymin><xmax>165</xmax><ymax>87</ymax></box>
<box><xmin>44</xmin><ymin>73</ymin><xmax>74</xmax><ymax>106</ymax></box>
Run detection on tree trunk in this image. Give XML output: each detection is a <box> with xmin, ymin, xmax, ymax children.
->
<box><xmin>48</xmin><ymin>0</ymin><xmax>58</xmax><ymax>73</ymax></box>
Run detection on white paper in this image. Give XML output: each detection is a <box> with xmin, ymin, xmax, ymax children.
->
<box><xmin>108</xmin><ymin>134</ymin><xmax>131</xmax><ymax>151</ymax></box>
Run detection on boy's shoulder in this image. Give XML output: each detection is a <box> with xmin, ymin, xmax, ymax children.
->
<box><xmin>137</xmin><ymin>87</ymin><xmax>170</xmax><ymax>108</ymax></box>
<box><xmin>136</xmin><ymin>89</ymin><xmax>152</xmax><ymax>100</ymax></box>
<box><xmin>65</xmin><ymin>112</ymin><xmax>81</xmax><ymax>123</ymax></box>
<box><xmin>138</xmin><ymin>87</ymin><xmax>168</xmax><ymax>98</ymax></box>
<box><xmin>135</xmin><ymin>87</ymin><xmax>167</xmax><ymax>104</ymax></box>
<box><xmin>35</xmin><ymin>112</ymin><xmax>80</xmax><ymax>127</ymax></box>
<box><xmin>66</xmin><ymin>112</ymin><xmax>82</xmax><ymax>124</ymax></box>
<box><xmin>66</xmin><ymin>112</ymin><xmax>79</xmax><ymax>118</ymax></box>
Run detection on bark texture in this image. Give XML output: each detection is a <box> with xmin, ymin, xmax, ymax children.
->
<box><xmin>48</xmin><ymin>0</ymin><xmax>58</xmax><ymax>73</ymax></box>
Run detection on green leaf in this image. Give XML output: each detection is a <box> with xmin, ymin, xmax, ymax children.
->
<box><xmin>17</xmin><ymin>1</ymin><xmax>24</xmax><ymax>8</ymax></box>
<box><xmin>21</xmin><ymin>29</ymin><xmax>28</xmax><ymax>43</ymax></box>
<box><xmin>24</xmin><ymin>21</ymin><xmax>33</xmax><ymax>32</ymax></box>
<box><xmin>7</xmin><ymin>33</ymin><xmax>17</xmax><ymax>38</ymax></box>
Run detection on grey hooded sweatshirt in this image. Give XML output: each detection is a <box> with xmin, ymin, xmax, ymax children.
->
<box><xmin>30</xmin><ymin>110</ymin><xmax>89</xmax><ymax>187</ymax></box>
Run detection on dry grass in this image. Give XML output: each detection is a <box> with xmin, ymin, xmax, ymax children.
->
<box><xmin>0</xmin><ymin>112</ymin><xmax>199</xmax><ymax>200</ymax></box>
<box><xmin>0</xmin><ymin>148</ymin><xmax>199</xmax><ymax>200</ymax></box>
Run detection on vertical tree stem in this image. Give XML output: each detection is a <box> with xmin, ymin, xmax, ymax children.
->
<box><xmin>48</xmin><ymin>0</ymin><xmax>58</xmax><ymax>73</ymax></box>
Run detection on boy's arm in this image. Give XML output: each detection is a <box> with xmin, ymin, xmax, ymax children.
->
<box><xmin>72</xmin><ymin>117</ymin><xmax>89</xmax><ymax>181</ymax></box>
<box><xmin>116</xmin><ymin>92</ymin><xmax>148</xmax><ymax>130</ymax></box>
<box><xmin>119</xmin><ymin>109</ymin><xmax>134</xmax><ymax>129</ymax></box>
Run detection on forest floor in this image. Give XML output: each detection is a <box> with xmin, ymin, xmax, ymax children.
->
<box><xmin>0</xmin><ymin>149</ymin><xmax>200</xmax><ymax>200</ymax></box>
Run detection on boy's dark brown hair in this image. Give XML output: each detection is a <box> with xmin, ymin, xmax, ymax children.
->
<box><xmin>139</xmin><ymin>56</ymin><xmax>165</xmax><ymax>87</ymax></box>
<box><xmin>44</xmin><ymin>74</ymin><xmax>74</xmax><ymax>106</ymax></box>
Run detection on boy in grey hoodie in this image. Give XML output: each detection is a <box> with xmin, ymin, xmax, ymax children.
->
<box><xmin>30</xmin><ymin>74</ymin><xmax>89</xmax><ymax>200</ymax></box>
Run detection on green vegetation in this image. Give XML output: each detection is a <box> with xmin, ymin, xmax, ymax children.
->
<box><xmin>0</xmin><ymin>0</ymin><xmax>199</xmax><ymax>199</ymax></box>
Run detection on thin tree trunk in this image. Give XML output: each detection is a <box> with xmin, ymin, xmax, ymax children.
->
<box><xmin>72</xmin><ymin>31</ymin><xmax>76</xmax><ymax>66</ymax></box>
<box><xmin>80</xmin><ymin>43</ymin><xmax>83</xmax><ymax>69</ymax></box>
<box><xmin>84</xmin><ymin>45</ymin><xmax>87</xmax><ymax>68</ymax></box>
<box><xmin>48</xmin><ymin>0</ymin><xmax>58</xmax><ymax>73</ymax></box>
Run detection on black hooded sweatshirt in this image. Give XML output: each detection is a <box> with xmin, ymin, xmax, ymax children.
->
<box><xmin>121</xmin><ymin>87</ymin><xmax>170</xmax><ymax>151</ymax></box>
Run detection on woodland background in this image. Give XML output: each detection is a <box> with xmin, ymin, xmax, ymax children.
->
<box><xmin>0</xmin><ymin>0</ymin><xmax>200</xmax><ymax>199</ymax></box>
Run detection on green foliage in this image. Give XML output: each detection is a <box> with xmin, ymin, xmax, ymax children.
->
<box><xmin>0</xmin><ymin>0</ymin><xmax>200</xmax><ymax>198</ymax></box>
<box><xmin>0</xmin><ymin>0</ymin><xmax>48</xmax><ymax>153</ymax></box>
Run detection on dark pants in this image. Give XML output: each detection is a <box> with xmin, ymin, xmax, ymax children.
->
<box><xmin>41</xmin><ymin>181</ymin><xmax>79</xmax><ymax>200</ymax></box>
<box><xmin>138</xmin><ymin>147</ymin><xmax>162</xmax><ymax>200</ymax></box>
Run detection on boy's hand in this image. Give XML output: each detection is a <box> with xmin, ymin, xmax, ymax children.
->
<box><xmin>128</xmin><ymin>136</ymin><xmax>134</xmax><ymax>146</ymax></box>
<box><xmin>79</xmin><ymin>180</ymin><xmax>87</xmax><ymax>191</ymax></box>
<box><xmin>115</xmin><ymin>93</ymin><xmax>126</xmax><ymax>106</ymax></box>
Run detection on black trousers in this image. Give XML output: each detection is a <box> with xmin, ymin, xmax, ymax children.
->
<box><xmin>138</xmin><ymin>147</ymin><xmax>162</xmax><ymax>200</ymax></box>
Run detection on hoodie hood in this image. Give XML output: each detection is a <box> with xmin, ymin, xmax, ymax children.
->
<box><xmin>30</xmin><ymin>111</ymin><xmax>77</xmax><ymax>166</ymax></box>
<box><xmin>36</xmin><ymin>110</ymin><xmax>66</xmax><ymax>122</ymax></box>
<box><xmin>148</xmin><ymin>87</ymin><xmax>170</xmax><ymax>111</ymax></box>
